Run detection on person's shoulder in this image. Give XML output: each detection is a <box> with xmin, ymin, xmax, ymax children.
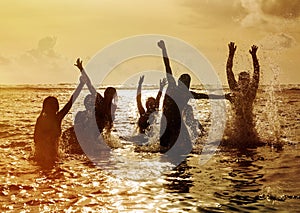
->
<box><xmin>76</xmin><ymin>110</ymin><xmax>89</xmax><ymax>119</ymax></box>
<box><xmin>96</xmin><ymin>92</ymin><xmax>103</xmax><ymax>98</ymax></box>
<box><xmin>36</xmin><ymin>113</ymin><xmax>47</xmax><ymax>123</ymax></box>
<box><xmin>76</xmin><ymin>110</ymin><xmax>87</xmax><ymax>117</ymax></box>
<box><xmin>184</xmin><ymin>104</ymin><xmax>193</xmax><ymax>110</ymax></box>
<box><xmin>95</xmin><ymin>92</ymin><xmax>104</xmax><ymax>103</ymax></box>
<box><xmin>75</xmin><ymin>110</ymin><xmax>88</xmax><ymax>124</ymax></box>
<box><xmin>36</xmin><ymin>113</ymin><xmax>42</xmax><ymax>120</ymax></box>
<box><xmin>35</xmin><ymin>114</ymin><xmax>43</xmax><ymax>126</ymax></box>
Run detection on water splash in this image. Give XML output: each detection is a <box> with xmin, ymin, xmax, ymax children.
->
<box><xmin>261</xmin><ymin>64</ymin><xmax>281</xmax><ymax>144</ymax></box>
<box><xmin>223</xmin><ymin>96</ymin><xmax>260</xmax><ymax>148</ymax></box>
<box><xmin>256</xmin><ymin>52</ymin><xmax>284</xmax><ymax>147</ymax></box>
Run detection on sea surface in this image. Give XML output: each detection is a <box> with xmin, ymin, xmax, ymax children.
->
<box><xmin>0</xmin><ymin>84</ymin><xmax>299</xmax><ymax>212</ymax></box>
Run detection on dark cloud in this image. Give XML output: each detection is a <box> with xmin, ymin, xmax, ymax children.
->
<box><xmin>261</xmin><ymin>0</ymin><xmax>300</xmax><ymax>19</ymax></box>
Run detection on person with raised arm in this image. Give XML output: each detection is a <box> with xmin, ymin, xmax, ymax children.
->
<box><xmin>225</xmin><ymin>42</ymin><xmax>260</xmax><ymax>147</ymax></box>
<box><xmin>157</xmin><ymin>40</ymin><xmax>229</xmax><ymax>153</ymax></box>
<box><xmin>34</xmin><ymin>68</ymin><xmax>86</xmax><ymax>168</ymax></box>
<box><xmin>74</xmin><ymin>58</ymin><xmax>117</xmax><ymax>134</ymax></box>
<box><xmin>136</xmin><ymin>75</ymin><xmax>167</xmax><ymax>134</ymax></box>
<box><xmin>62</xmin><ymin>59</ymin><xmax>117</xmax><ymax>154</ymax></box>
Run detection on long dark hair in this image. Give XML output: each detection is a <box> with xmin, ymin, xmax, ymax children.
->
<box><xmin>42</xmin><ymin>96</ymin><xmax>59</xmax><ymax>114</ymax></box>
<box><xmin>104</xmin><ymin>87</ymin><xmax>117</xmax><ymax>127</ymax></box>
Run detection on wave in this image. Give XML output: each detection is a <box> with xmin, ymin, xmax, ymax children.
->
<box><xmin>1</xmin><ymin>83</ymin><xmax>299</xmax><ymax>91</ymax></box>
<box><xmin>286</xmin><ymin>87</ymin><xmax>300</xmax><ymax>91</ymax></box>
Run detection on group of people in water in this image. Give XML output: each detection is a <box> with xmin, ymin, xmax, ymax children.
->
<box><xmin>34</xmin><ymin>40</ymin><xmax>260</xmax><ymax>168</ymax></box>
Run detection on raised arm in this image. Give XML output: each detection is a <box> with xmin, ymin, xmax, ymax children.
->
<box><xmin>155</xmin><ymin>78</ymin><xmax>167</xmax><ymax>108</ymax></box>
<box><xmin>157</xmin><ymin>40</ymin><xmax>176</xmax><ymax>86</ymax></box>
<box><xmin>136</xmin><ymin>75</ymin><xmax>145</xmax><ymax>115</ymax></box>
<box><xmin>191</xmin><ymin>91</ymin><xmax>209</xmax><ymax>99</ymax></box>
<box><xmin>58</xmin><ymin>75</ymin><xmax>85</xmax><ymax>121</ymax></box>
<box><xmin>191</xmin><ymin>91</ymin><xmax>231</xmax><ymax>100</ymax></box>
<box><xmin>226</xmin><ymin>42</ymin><xmax>238</xmax><ymax>91</ymax></box>
<box><xmin>74</xmin><ymin>58</ymin><xmax>98</xmax><ymax>96</ymax></box>
<box><xmin>249</xmin><ymin>45</ymin><xmax>260</xmax><ymax>93</ymax></box>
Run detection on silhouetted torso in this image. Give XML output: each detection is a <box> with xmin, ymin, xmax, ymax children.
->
<box><xmin>138</xmin><ymin>110</ymin><xmax>154</xmax><ymax>133</ymax></box>
<box><xmin>227</xmin><ymin>87</ymin><xmax>258</xmax><ymax>146</ymax></box>
<box><xmin>34</xmin><ymin>103</ymin><xmax>71</xmax><ymax>166</ymax></box>
<box><xmin>160</xmin><ymin>80</ymin><xmax>192</xmax><ymax>150</ymax></box>
<box><xmin>95</xmin><ymin>95</ymin><xmax>117</xmax><ymax>133</ymax></box>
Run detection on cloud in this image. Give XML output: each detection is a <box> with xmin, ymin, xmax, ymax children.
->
<box><xmin>240</xmin><ymin>0</ymin><xmax>300</xmax><ymax>28</ymax></box>
<box><xmin>180</xmin><ymin>0</ymin><xmax>246</xmax><ymax>27</ymax></box>
<box><xmin>240</xmin><ymin>0</ymin><xmax>266</xmax><ymax>27</ymax></box>
<box><xmin>0</xmin><ymin>36</ymin><xmax>76</xmax><ymax>84</ymax></box>
<box><xmin>181</xmin><ymin>0</ymin><xmax>299</xmax><ymax>31</ymax></box>
<box><xmin>261</xmin><ymin>0</ymin><xmax>300</xmax><ymax>19</ymax></box>
<box><xmin>18</xmin><ymin>36</ymin><xmax>70</xmax><ymax>76</ymax></box>
<box><xmin>26</xmin><ymin>36</ymin><xmax>61</xmax><ymax>61</ymax></box>
<box><xmin>258</xmin><ymin>33</ymin><xmax>297</xmax><ymax>50</ymax></box>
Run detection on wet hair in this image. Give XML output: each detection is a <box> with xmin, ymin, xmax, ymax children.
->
<box><xmin>84</xmin><ymin>94</ymin><xmax>94</xmax><ymax>109</ymax></box>
<box><xmin>103</xmin><ymin>87</ymin><xmax>117</xmax><ymax>129</ymax></box>
<box><xmin>178</xmin><ymin>74</ymin><xmax>191</xmax><ymax>89</ymax></box>
<box><xmin>238</xmin><ymin>71</ymin><xmax>250</xmax><ymax>81</ymax></box>
<box><xmin>104</xmin><ymin>87</ymin><xmax>117</xmax><ymax>101</ymax></box>
<box><xmin>146</xmin><ymin>97</ymin><xmax>156</xmax><ymax>110</ymax></box>
<box><xmin>42</xmin><ymin>96</ymin><xmax>59</xmax><ymax>114</ymax></box>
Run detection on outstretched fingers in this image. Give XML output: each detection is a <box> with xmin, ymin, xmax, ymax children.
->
<box><xmin>160</xmin><ymin>78</ymin><xmax>167</xmax><ymax>88</ymax></box>
<box><xmin>228</xmin><ymin>42</ymin><xmax>237</xmax><ymax>54</ymax></box>
<box><xmin>138</xmin><ymin>75</ymin><xmax>144</xmax><ymax>85</ymax></box>
<box><xmin>249</xmin><ymin>45</ymin><xmax>258</xmax><ymax>55</ymax></box>
<box><xmin>74</xmin><ymin>58</ymin><xmax>83</xmax><ymax>71</ymax></box>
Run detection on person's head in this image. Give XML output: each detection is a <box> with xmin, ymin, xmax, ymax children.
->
<box><xmin>84</xmin><ymin>94</ymin><xmax>94</xmax><ymax>110</ymax></box>
<box><xmin>238</xmin><ymin>71</ymin><xmax>250</xmax><ymax>92</ymax></box>
<box><xmin>42</xmin><ymin>96</ymin><xmax>59</xmax><ymax>115</ymax></box>
<box><xmin>178</xmin><ymin>74</ymin><xmax>191</xmax><ymax>90</ymax></box>
<box><xmin>146</xmin><ymin>97</ymin><xmax>156</xmax><ymax>111</ymax></box>
<box><xmin>104</xmin><ymin>87</ymin><xmax>117</xmax><ymax>104</ymax></box>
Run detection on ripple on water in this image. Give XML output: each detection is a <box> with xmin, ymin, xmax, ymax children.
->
<box><xmin>0</xmin><ymin>86</ymin><xmax>299</xmax><ymax>212</ymax></box>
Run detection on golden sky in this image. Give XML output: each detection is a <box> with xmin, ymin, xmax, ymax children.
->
<box><xmin>0</xmin><ymin>0</ymin><xmax>299</xmax><ymax>85</ymax></box>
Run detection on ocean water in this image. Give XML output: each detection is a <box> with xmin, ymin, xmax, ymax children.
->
<box><xmin>0</xmin><ymin>84</ymin><xmax>299</xmax><ymax>212</ymax></box>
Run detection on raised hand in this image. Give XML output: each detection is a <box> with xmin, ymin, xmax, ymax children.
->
<box><xmin>157</xmin><ymin>40</ymin><xmax>166</xmax><ymax>49</ymax></box>
<box><xmin>74</xmin><ymin>58</ymin><xmax>83</xmax><ymax>71</ymax></box>
<box><xmin>138</xmin><ymin>75</ymin><xmax>144</xmax><ymax>85</ymax></box>
<box><xmin>159</xmin><ymin>78</ymin><xmax>167</xmax><ymax>89</ymax></box>
<box><xmin>228</xmin><ymin>42</ymin><xmax>237</xmax><ymax>56</ymax></box>
<box><xmin>249</xmin><ymin>45</ymin><xmax>258</xmax><ymax>56</ymax></box>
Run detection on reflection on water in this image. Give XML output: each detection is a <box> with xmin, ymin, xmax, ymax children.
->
<box><xmin>0</xmin><ymin>85</ymin><xmax>299</xmax><ymax>212</ymax></box>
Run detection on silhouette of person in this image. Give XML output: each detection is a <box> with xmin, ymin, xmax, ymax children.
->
<box><xmin>224</xmin><ymin>42</ymin><xmax>260</xmax><ymax>147</ymax></box>
<box><xmin>157</xmin><ymin>40</ymin><xmax>228</xmax><ymax>154</ymax></box>
<box><xmin>62</xmin><ymin>59</ymin><xmax>117</xmax><ymax>155</ymax></box>
<box><xmin>74</xmin><ymin>58</ymin><xmax>118</xmax><ymax>134</ymax></box>
<box><xmin>34</xmin><ymin>73</ymin><xmax>85</xmax><ymax>168</ymax></box>
<box><xmin>136</xmin><ymin>75</ymin><xmax>166</xmax><ymax>134</ymax></box>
